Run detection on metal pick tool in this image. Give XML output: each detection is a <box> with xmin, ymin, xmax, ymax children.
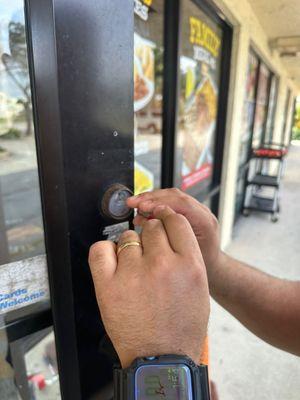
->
<box><xmin>137</xmin><ymin>210</ymin><xmax>151</xmax><ymax>218</ymax></box>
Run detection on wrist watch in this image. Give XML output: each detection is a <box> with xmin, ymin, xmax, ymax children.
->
<box><xmin>114</xmin><ymin>354</ymin><xmax>211</xmax><ymax>399</ymax></box>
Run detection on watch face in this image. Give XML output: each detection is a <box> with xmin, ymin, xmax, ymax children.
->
<box><xmin>135</xmin><ymin>364</ymin><xmax>193</xmax><ymax>399</ymax></box>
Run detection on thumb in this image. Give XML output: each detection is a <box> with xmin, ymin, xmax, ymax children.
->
<box><xmin>88</xmin><ymin>241</ymin><xmax>117</xmax><ymax>293</ymax></box>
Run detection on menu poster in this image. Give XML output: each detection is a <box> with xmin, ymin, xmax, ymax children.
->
<box><xmin>179</xmin><ymin>4</ymin><xmax>222</xmax><ymax>193</ymax></box>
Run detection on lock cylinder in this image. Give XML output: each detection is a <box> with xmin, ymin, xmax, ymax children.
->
<box><xmin>101</xmin><ymin>184</ymin><xmax>133</xmax><ymax>220</ymax></box>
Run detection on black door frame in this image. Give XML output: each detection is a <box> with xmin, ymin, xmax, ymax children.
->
<box><xmin>25</xmin><ymin>0</ymin><xmax>82</xmax><ymax>397</ymax></box>
<box><xmin>26</xmin><ymin>0</ymin><xmax>133</xmax><ymax>398</ymax></box>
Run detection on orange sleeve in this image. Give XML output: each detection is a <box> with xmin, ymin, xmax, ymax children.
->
<box><xmin>199</xmin><ymin>335</ymin><xmax>209</xmax><ymax>366</ymax></box>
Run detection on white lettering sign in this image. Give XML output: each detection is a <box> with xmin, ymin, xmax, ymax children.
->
<box><xmin>193</xmin><ymin>45</ymin><xmax>217</xmax><ymax>70</ymax></box>
<box><xmin>0</xmin><ymin>255</ymin><xmax>49</xmax><ymax>316</ymax></box>
<box><xmin>134</xmin><ymin>0</ymin><xmax>149</xmax><ymax>21</ymax></box>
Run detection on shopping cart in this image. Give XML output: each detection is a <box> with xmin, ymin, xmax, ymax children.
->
<box><xmin>243</xmin><ymin>142</ymin><xmax>288</xmax><ymax>222</ymax></box>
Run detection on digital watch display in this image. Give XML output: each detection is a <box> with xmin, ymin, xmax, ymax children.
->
<box><xmin>114</xmin><ymin>355</ymin><xmax>211</xmax><ymax>400</ymax></box>
<box><xmin>135</xmin><ymin>364</ymin><xmax>193</xmax><ymax>399</ymax></box>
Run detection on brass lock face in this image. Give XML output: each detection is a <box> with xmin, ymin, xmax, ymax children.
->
<box><xmin>101</xmin><ymin>184</ymin><xmax>133</xmax><ymax>220</ymax></box>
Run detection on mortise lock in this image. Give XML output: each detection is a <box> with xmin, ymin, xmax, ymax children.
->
<box><xmin>101</xmin><ymin>184</ymin><xmax>133</xmax><ymax>220</ymax></box>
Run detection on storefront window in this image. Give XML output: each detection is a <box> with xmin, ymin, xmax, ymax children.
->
<box><xmin>239</xmin><ymin>52</ymin><xmax>259</xmax><ymax>167</ymax></box>
<box><xmin>264</xmin><ymin>75</ymin><xmax>278</xmax><ymax>144</ymax></box>
<box><xmin>175</xmin><ymin>0</ymin><xmax>223</xmax><ymax>200</ymax></box>
<box><xmin>252</xmin><ymin>63</ymin><xmax>270</xmax><ymax>148</ymax></box>
<box><xmin>281</xmin><ymin>88</ymin><xmax>292</xmax><ymax>144</ymax></box>
<box><xmin>134</xmin><ymin>0</ymin><xmax>164</xmax><ymax>194</ymax></box>
<box><xmin>235</xmin><ymin>53</ymin><xmax>277</xmax><ymax>218</ymax></box>
<box><xmin>0</xmin><ymin>1</ymin><xmax>49</xmax><ymax>319</ymax></box>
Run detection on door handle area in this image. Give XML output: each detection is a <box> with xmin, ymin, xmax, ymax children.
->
<box><xmin>101</xmin><ymin>184</ymin><xmax>133</xmax><ymax>221</ymax></box>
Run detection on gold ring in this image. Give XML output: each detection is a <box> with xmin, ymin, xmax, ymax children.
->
<box><xmin>117</xmin><ymin>241</ymin><xmax>142</xmax><ymax>256</ymax></box>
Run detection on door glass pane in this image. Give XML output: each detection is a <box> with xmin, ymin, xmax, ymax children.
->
<box><xmin>0</xmin><ymin>325</ymin><xmax>61</xmax><ymax>399</ymax></box>
<box><xmin>0</xmin><ymin>2</ymin><xmax>49</xmax><ymax>319</ymax></box>
<box><xmin>239</xmin><ymin>52</ymin><xmax>259</xmax><ymax>167</ymax></box>
<box><xmin>175</xmin><ymin>0</ymin><xmax>223</xmax><ymax>201</ymax></box>
<box><xmin>252</xmin><ymin>63</ymin><xmax>270</xmax><ymax>148</ymax></box>
<box><xmin>134</xmin><ymin>0</ymin><xmax>164</xmax><ymax>194</ymax></box>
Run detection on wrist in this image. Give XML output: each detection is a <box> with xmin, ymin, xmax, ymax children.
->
<box><xmin>206</xmin><ymin>250</ymin><xmax>227</xmax><ymax>296</ymax></box>
<box><xmin>118</xmin><ymin>347</ymin><xmax>203</xmax><ymax>369</ymax></box>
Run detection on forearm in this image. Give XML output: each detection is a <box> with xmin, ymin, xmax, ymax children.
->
<box><xmin>209</xmin><ymin>252</ymin><xmax>300</xmax><ymax>355</ymax></box>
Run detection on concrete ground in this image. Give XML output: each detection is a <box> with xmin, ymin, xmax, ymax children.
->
<box><xmin>209</xmin><ymin>142</ymin><xmax>300</xmax><ymax>400</ymax></box>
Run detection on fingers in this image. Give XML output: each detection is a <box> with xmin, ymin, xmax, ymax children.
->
<box><xmin>131</xmin><ymin>192</ymin><xmax>211</xmax><ymax>228</ymax></box>
<box><xmin>133</xmin><ymin>213</ymin><xmax>147</xmax><ymax>226</ymax></box>
<box><xmin>127</xmin><ymin>189</ymin><xmax>172</xmax><ymax>208</ymax></box>
<box><xmin>140</xmin><ymin>217</ymin><xmax>172</xmax><ymax>257</ymax></box>
<box><xmin>153</xmin><ymin>205</ymin><xmax>200</xmax><ymax>256</ymax></box>
<box><xmin>89</xmin><ymin>241</ymin><xmax>117</xmax><ymax>290</ymax></box>
<box><xmin>117</xmin><ymin>230</ymin><xmax>143</xmax><ymax>262</ymax></box>
<box><xmin>128</xmin><ymin>190</ymin><xmax>177</xmax><ymax>219</ymax></box>
<box><xmin>129</xmin><ymin>190</ymin><xmax>184</xmax><ymax>215</ymax></box>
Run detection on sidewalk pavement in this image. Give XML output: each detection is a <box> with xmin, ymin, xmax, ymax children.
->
<box><xmin>209</xmin><ymin>142</ymin><xmax>300</xmax><ymax>400</ymax></box>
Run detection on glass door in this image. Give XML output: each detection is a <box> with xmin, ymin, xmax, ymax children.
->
<box><xmin>0</xmin><ymin>1</ymin><xmax>61</xmax><ymax>398</ymax></box>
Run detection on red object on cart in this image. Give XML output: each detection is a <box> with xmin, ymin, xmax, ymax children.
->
<box><xmin>28</xmin><ymin>373</ymin><xmax>46</xmax><ymax>390</ymax></box>
<box><xmin>253</xmin><ymin>147</ymin><xmax>288</xmax><ymax>159</ymax></box>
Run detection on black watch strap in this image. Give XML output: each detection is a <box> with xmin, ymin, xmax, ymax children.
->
<box><xmin>113</xmin><ymin>355</ymin><xmax>211</xmax><ymax>400</ymax></box>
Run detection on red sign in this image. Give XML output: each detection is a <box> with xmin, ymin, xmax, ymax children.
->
<box><xmin>181</xmin><ymin>162</ymin><xmax>212</xmax><ymax>191</ymax></box>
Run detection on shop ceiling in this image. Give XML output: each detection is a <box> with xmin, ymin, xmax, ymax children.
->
<box><xmin>248</xmin><ymin>0</ymin><xmax>300</xmax><ymax>92</ymax></box>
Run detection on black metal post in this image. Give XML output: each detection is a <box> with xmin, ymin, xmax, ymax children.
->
<box><xmin>211</xmin><ymin>22</ymin><xmax>233</xmax><ymax>216</ymax></box>
<box><xmin>25</xmin><ymin>0</ymin><xmax>133</xmax><ymax>398</ymax></box>
<box><xmin>161</xmin><ymin>0</ymin><xmax>181</xmax><ymax>188</ymax></box>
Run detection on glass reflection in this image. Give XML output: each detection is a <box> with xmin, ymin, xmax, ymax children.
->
<box><xmin>239</xmin><ymin>52</ymin><xmax>259</xmax><ymax>166</ymax></box>
<box><xmin>0</xmin><ymin>4</ymin><xmax>51</xmax><ymax>394</ymax></box>
<box><xmin>0</xmin><ymin>322</ymin><xmax>61</xmax><ymax>400</ymax></box>
<box><xmin>0</xmin><ymin>0</ymin><xmax>45</xmax><ymax>262</ymax></box>
<box><xmin>0</xmin><ymin>1</ymin><xmax>49</xmax><ymax>319</ymax></box>
<box><xmin>252</xmin><ymin>63</ymin><xmax>270</xmax><ymax>148</ymax></box>
<box><xmin>264</xmin><ymin>76</ymin><xmax>278</xmax><ymax>144</ymax></box>
<box><xmin>134</xmin><ymin>0</ymin><xmax>164</xmax><ymax>194</ymax></box>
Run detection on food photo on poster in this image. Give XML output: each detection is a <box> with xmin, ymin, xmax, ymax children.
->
<box><xmin>176</xmin><ymin>3</ymin><xmax>223</xmax><ymax>199</ymax></box>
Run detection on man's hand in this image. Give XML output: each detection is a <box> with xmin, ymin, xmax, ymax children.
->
<box><xmin>89</xmin><ymin>206</ymin><xmax>210</xmax><ymax>368</ymax></box>
<box><xmin>127</xmin><ymin>189</ymin><xmax>222</xmax><ymax>280</ymax></box>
